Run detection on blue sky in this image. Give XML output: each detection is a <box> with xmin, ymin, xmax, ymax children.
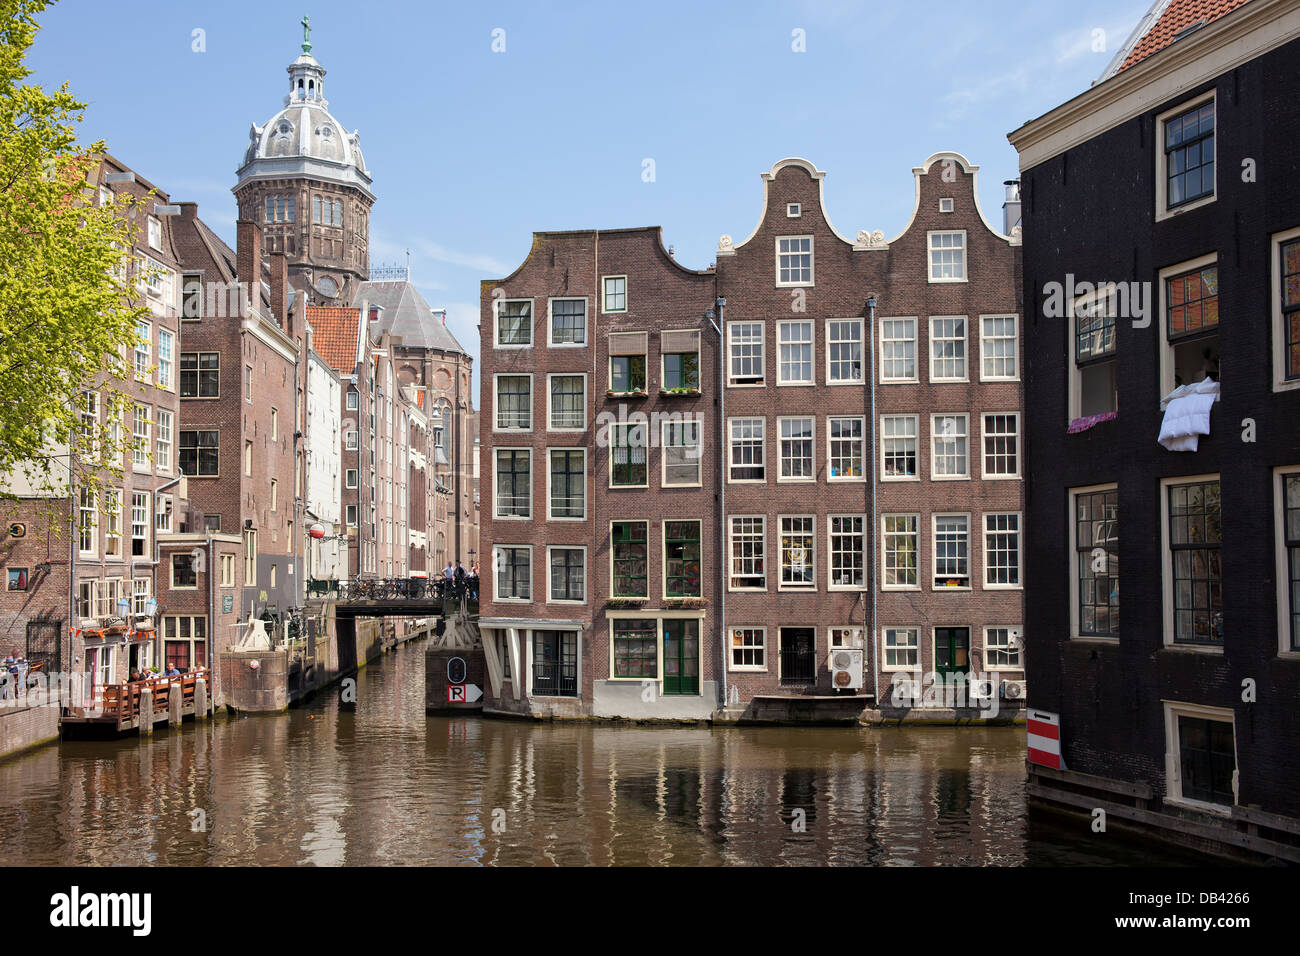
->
<box><xmin>28</xmin><ymin>0</ymin><xmax>1152</xmax><ymax>403</ymax></box>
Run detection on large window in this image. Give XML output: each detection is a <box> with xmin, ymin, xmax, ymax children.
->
<box><xmin>779</xmin><ymin>516</ymin><xmax>815</xmax><ymax>590</ymax></box>
<box><xmin>134</xmin><ymin>321</ymin><xmax>151</xmax><ymax>381</ymax></box>
<box><xmin>610</xmin><ymin>423</ymin><xmax>647</xmax><ymax>487</ymax></box>
<box><xmin>662</xmin><ymin>420</ymin><xmax>701</xmax><ymax>486</ymax></box>
<box><xmin>980</xmin><ymin>314</ymin><xmax>1017</xmax><ymax>380</ymax></box>
<box><xmin>928</xmin><ymin>230</ymin><xmax>966</xmax><ymax>282</ymax></box>
<box><xmin>602</xmin><ymin>276</ymin><xmax>627</xmax><ymax>313</ymax></box>
<box><xmin>880</xmin><ymin>318</ymin><xmax>917</xmax><ymax>382</ymax></box>
<box><xmin>883</xmin><ymin>628</ymin><xmax>919</xmax><ymax>669</ymax></box>
<box><xmin>171</xmin><ymin>553</ymin><xmax>197</xmax><ymax>589</ymax></box>
<box><xmin>728</xmin><ymin>322</ymin><xmax>764</xmax><ymax>386</ymax></box>
<box><xmin>883</xmin><ymin>514</ymin><xmax>919</xmax><ymax>588</ymax></box>
<box><xmin>930</xmin><ymin>316</ymin><xmax>967</xmax><ymax>381</ymax></box>
<box><xmin>729</xmin><ymin>516</ymin><xmax>766</xmax><ymax>590</ymax></box>
<box><xmin>495</xmin><ymin>299</ymin><xmax>532</xmax><ymax>347</ymax></box>
<box><xmin>728</xmin><ymin>417</ymin><xmax>765</xmax><ymax>482</ymax></box>
<box><xmin>1278</xmin><ymin>233</ymin><xmax>1300</xmax><ymax>385</ymax></box>
<box><xmin>664</xmin><ymin>521</ymin><xmax>702</xmax><ymax>598</ymax></box>
<box><xmin>985</xmin><ymin>628</ymin><xmax>1022</xmax><ymax>669</ymax></box>
<box><xmin>984</xmin><ymin>513</ymin><xmax>1021</xmax><ymax>588</ymax></box>
<box><xmin>827</xmin><ymin>319</ymin><xmax>863</xmax><ymax>383</ymax></box>
<box><xmin>613</xmin><ymin>620</ymin><xmax>657</xmax><ymax>677</ymax></box>
<box><xmin>931</xmin><ymin>414</ymin><xmax>969</xmax><ymax>479</ymax></box>
<box><xmin>828</xmin><ymin>515</ymin><xmax>865</xmax><ymax>589</ymax></box>
<box><xmin>179</xmin><ymin>430</ymin><xmax>218</xmax><ymax>476</ymax></box>
<box><xmin>494</xmin><ymin>546</ymin><xmax>531</xmax><ymax>601</ymax></box>
<box><xmin>1283</xmin><ymin>472</ymin><xmax>1300</xmax><ymax>652</ymax></box>
<box><xmin>777</xmin><ymin>320</ymin><xmax>813</xmax><ymax>384</ymax></box>
<box><xmin>155</xmin><ymin>410</ymin><xmax>172</xmax><ymax>474</ymax></box>
<box><xmin>132</xmin><ymin>404</ymin><xmax>150</xmax><ymax>469</ymax></box>
<box><xmin>158</xmin><ymin>329</ymin><xmax>174</xmax><ymax>390</ymax></box>
<box><xmin>1072</xmin><ymin>292</ymin><xmax>1118</xmax><ymax>419</ymax></box>
<box><xmin>548</xmin><ymin>547</ymin><xmax>585</xmax><ymax>603</ymax></box>
<box><xmin>1164</xmin><ymin>99</ymin><xmax>1215</xmax><ymax>210</ymax></box>
<box><xmin>1164</xmin><ymin>262</ymin><xmax>1220</xmax><ymax>392</ymax></box>
<box><xmin>981</xmin><ymin>413</ymin><xmax>1019</xmax><ymax>478</ymax></box>
<box><xmin>495</xmin><ymin>375</ymin><xmax>531</xmax><ymax>430</ymax></box>
<box><xmin>776</xmin><ymin>236</ymin><xmax>813</xmax><ymax>286</ymax></box>
<box><xmin>1167</xmin><ymin>479</ymin><xmax>1222</xmax><ymax>646</ymax></box>
<box><xmin>1073</xmin><ymin>486</ymin><xmax>1119</xmax><ymax>639</ymax></box>
<box><xmin>828</xmin><ymin>417</ymin><xmax>864</xmax><ymax>480</ymax></box>
<box><xmin>729</xmin><ymin>628</ymin><xmax>766</xmax><ymax>670</ymax></box>
<box><xmin>548</xmin><ymin>375</ymin><xmax>585</xmax><ymax>430</ymax></box>
<box><xmin>778</xmin><ymin>417</ymin><xmax>814</xmax><ymax>480</ymax></box>
<box><xmin>548</xmin><ymin>450</ymin><xmax>585</xmax><ymax>519</ymax></box>
<box><xmin>611</xmin><ymin>521</ymin><xmax>648</xmax><ymax>598</ymax></box>
<box><xmin>130</xmin><ymin>493</ymin><xmax>148</xmax><ymax>557</ymax></box>
<box><xmin>549</xmin><ymin>298</ymin><xmax>587</xmax><ymax>346</ymax></box>
<box><xmin>933</xmin><ymin>514</ymin><xmax>969</xmax><ymax>588</ymax></box>
<box><xmin>882</xmin><ymin>415</ymin><xmax>918</xmax><ymax>479</ymax></box>
<box><xmin>78</xmin><ymin>488</ymin><xmax>97</xmax><ymax>556</ymax></box>
<box><xmin>265</xmin><ymin>195</ymin><xmax>294</xmax><ymax>222</ymax></box>
<box><xmin>609</xmin><ymin>354</ymin><xmax>646</xmax><ymax>393</ymax></box>
<box><xmin>181</xmin><ymin>352</ymin><xmax>219</xmax><ymax>398</ymax></box>
<box><xmin>494</xmin><ymin>449</ymin><xmax>531</xmax><ymax>518</ymax></box>
<box><xmin>104</xmin><ymin>491</ymin><xmax>121</xmax><ymax>557</ymax></box>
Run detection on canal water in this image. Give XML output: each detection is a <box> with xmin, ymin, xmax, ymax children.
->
<box><xmin>0</xmin><ymin>639</ymin><xmax>1210</xmax><ymax>866</ymax></box>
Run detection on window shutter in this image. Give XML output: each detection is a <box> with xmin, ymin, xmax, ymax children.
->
<box><xmin>608</xmin><ymin>331</ymin><xmax>647</xmax><ymax>356</ymax></box>
<box><xmin>660</xmin><ymin>330</ymin><xmax>700</xmax><ymax>354</ymax></box>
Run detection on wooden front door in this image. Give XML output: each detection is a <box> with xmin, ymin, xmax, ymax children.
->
<box><xmin>662</xmin><ymin>620</ymin><xmax>699</xmax><ymax>695</ymax></box>
<box><xmin>934</xmin><ymin>627</ymin><xmax>970</xmax><ymax>681</ymax></box>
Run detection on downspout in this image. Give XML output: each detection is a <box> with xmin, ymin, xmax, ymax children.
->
<box><xmin>207</xmin><ymin>532</ymin><xmax>214</xmax><ymax>695</ymax></box>
<box><xmin>707</xmin><ymin>298</ymin><xmax>726</xmax><ymax>710</ymax></box>
<box><xmin>866</xmin><ymin>295</ymin><xmax>879</xmax><ymax>706</ymax></box>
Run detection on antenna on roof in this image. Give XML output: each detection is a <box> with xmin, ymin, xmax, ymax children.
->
<box><xmin>406</xmin><ymin>247</ymin><xmax>411</xmax><ymax>284</ymax></box>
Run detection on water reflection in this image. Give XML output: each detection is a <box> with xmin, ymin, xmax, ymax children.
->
<box><xmin>0</xmin><ymin>641</ymin><xmax>1210</xmax><ymax>867</ymax></box>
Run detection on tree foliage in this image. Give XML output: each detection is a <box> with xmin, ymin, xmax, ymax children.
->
<box><xmin>0</xmin><ymin>0</ymin><xmax>150</xmax><ymax>512</ymax></box>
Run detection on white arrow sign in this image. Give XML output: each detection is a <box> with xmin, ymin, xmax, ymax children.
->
<box><xmin>447</xmin><ymin>683</ymin><xmax>483</xmax><ymax>703</ymax></box>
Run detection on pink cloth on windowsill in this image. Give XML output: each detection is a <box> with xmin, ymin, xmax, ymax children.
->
<box><xmin>1067</xmin><ymin>411</ymin><xmax>1118</xmax><ymax>434</ymax></box>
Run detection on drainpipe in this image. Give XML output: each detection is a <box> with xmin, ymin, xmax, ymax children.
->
<box><xmin>866</xmin><ymin>295</ymin><xmax>879</xmax><ymax>706</ymax></box>
<box><xmin>707</xmin><ymin>297</ymin><xmax>726</xmax><ymax>710</ymax></box>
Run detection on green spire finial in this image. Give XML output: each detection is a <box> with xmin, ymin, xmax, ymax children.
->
<box><xmin>301</xmin><ymin>14</ymin><xmax>312</xmax><ymax>53</ymax></box>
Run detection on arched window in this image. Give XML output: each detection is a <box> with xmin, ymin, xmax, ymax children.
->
<box><xmin>333</xmin><ymin>199</ymin><xmax>343</xmax><ymax>226</ymax></box>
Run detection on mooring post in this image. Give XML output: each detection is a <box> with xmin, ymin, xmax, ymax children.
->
<box><xmin>168</xmin><ymin>682</ymin><xmax>182</xmax><ymax>726</ymax></box>
<box><xmin>195</xmin><ymin>677</ymin><xmax>209</xmax><ymax>720</ymax></box>
<box><xmin>139</xmin><ymin>687</ymin><xmax>153</xmax><ymax>735</ymax></box>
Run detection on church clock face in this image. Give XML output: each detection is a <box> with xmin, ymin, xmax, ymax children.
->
<box><xmin>315</xmin><ymin>275</ymin><xmax>339</xmax><ymax>297</ymax></box>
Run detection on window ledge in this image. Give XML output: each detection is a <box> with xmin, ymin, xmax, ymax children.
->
<box><xmin>1159</xmin><ymin>643</ymin><xmax>1224</xmax><ymax>655</ymax></box>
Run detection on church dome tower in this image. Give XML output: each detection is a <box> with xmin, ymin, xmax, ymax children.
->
<box><xmin>234</xmin><ymin>18</ymin><xmax>374</xmax><ymax>305</ymax></box>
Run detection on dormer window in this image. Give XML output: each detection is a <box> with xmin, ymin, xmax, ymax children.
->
<box><xmin>786</xmin><ymin>203</ymin><xmax>801</xmax><ymax>218</ymax></box>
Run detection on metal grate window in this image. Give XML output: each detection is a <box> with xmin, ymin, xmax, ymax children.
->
<box><xmin>533</xmin><ymin>630</ymin><xmax>577</xmax><ymax>696</ymax></box>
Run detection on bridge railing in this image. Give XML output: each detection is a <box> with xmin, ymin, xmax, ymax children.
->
<box><xmin>335</xmin><ymin>577</ymin><xmax>480</xmax><ymax>604</ymax></box>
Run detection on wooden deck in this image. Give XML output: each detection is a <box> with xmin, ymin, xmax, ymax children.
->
<box><xmin>62</xmin><ymin>669</ymin><xmax>212</xmax><ymax>733</ymax></box>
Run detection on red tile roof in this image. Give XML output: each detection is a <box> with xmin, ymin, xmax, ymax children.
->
<box><xmin>1118</xmin><ymin>0</ymin><xmax>1255</xmax><ymax>73</ymax></box>
<box><xmin>308</xmin><ymin>306</ymin><xmax>361</xmax><ymax>374</ymax></box>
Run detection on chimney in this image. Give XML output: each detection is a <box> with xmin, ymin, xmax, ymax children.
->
<box><xmin>236</xmin><ymin>219</ymin><xmax>263</xmax><ymax>310</ymax></box>
<box><xmin>1002</xmin><ymin>180</ymin><xmax>1022</xmax><ymax>235</ymax></box>
<box><xmin>269</xmin><ymin>251</ymin><xmax>289</xmax><ymax>333</ymax></box>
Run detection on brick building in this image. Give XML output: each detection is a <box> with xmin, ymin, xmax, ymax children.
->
<box><xmin>477</xmin><ymin>155</ymin><xmax>1022</xmax><ymax>720</ymax></box>
<box><xmin>1009</xmin><ymin>0</ymin><xmax>1300</xmax><ymax>859</ymax></box>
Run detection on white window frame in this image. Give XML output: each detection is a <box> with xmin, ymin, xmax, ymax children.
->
<box><xmin>1161</xmin><ymin>700</ymin><xmax>1237</xmax><ymax>813</ymax></box>
<box><xmin>155</xmin><ymin>408</ymin><xmax>172</xmax><ymax>474</ymax></box>
<box><xmin>825</xmin><ymin>318</ymin><xmax>864</xmax><ymax>385</ymax></box>
<box><xmin>775</xmin><ymin>235</ymin><xmax>814</xmax><ymax>287</ymax></box>
<box><xmin>777</xmin><ymin>415</ymin><xmax>815</xmax><ymax>483</ymax></box>
<box><xmin>132</xmin><ymin>403</ymin><xmax>151</xmax><ymax>471</ymax></box>
<box><xmin>147</xmin><ymin>215</ymin><xmax>162</xmax><ymax>251</ymax></box>
<box><xmin>979</xmin><ymin>412</ymin><xmax>1020</xmax><ymax>480</ymax></box>
<box><xmin>1275</xmin><ymin>465</ymin><xmax>1300</xmax><ymax>657</ymax></box>
<box><xmin>727</xmin><ymin>417</ymin><xmax>766</xmax><ymax>484</ymax></box>
<box><xmin>827</xmin><ymin>514</ymin><xmax>866</xmax><ymax>591</ymax></box>
<box><xmin>786</xmin><ymin>203</ymin><xmax>801</xmax><ymax>218</ymax></box>
<box><xmin>661</xmin><ymin>419</ymin><xmax>702</xmax><ymax>488</ymax></box>
<box><xmin>879</xmin><ymin>317</ymin><xmax>918</xmax><ymax>383</ymax></box>
<box><xmin>170</xmin><ymin>552</ymin><xmax>198</xmax><ymax>590</ymax></box>
<box><xmin>78</xmin><ymin>489</ymin><xmax>97</xmax><ymax>557</ymax></box>
<box><xmin>1159</xmin><ymin>473</ymin><xmax>1223</xmax><ymax>653</ymax></box>
<box><xmin>927</xmin><ymin>230</ymin><xmax>967</xmax><ymax>283</ymax></box>
<box><xmin>1157</xmin><ymin>252</ymin><xmax>1219</xmax><ymax>398</ymax></box>
<box><xmin>1069</xmin><ymin>287</ymin><xmax>1119</xmax><ymax>423</ymax></box>
<box><xmin>930</xmin><ymin>413</ymin><xmax>969</xmax><ymax>480</ymax></box>
<box><xmin>829</xmin><ymin>627</ymin><xmax>864</xmax><ymax>649</ymax></box>
<box><xmin>345</xmin><ymin>468</ymin><xmax>358</xmax><ymax>489</ymax></box>
<box><xmin>1155</xmin><ymin>91</ymin><xmax>1217</xmax><ymax>222</ymax></box>
<box><xmin>928</xmin><ymin>316</ymin><xmax>968</xmax><ymax>383</ymax></box>
<box><xmin>493</xmin><ymin>373</ymin><xmax>533</xmax><ymax>433</ymax></box>
<box><xmin>602</xmin><ymin>275</ymin><xmax>627</xmax><ymax>313</ymax></box>
<box><xmin>1271</xmin><ymin>227</ymin><xmax>1300</xmax><ymax>393</ymax></box>
<box><xmin>728</xmin><ymin>627</ymin><xmax>767</xmax><ymax>672</ymax></box>
<box><xmin>826</xmin><ymin>416</ymin><xmax>865</xmax><ymax>482</ymax></box>
<box><xmin>881</xmin><ymin>513</ymin><xmax>921</xmax><ymax>591</ymax></box>
<box><xmin>546</xmin><ymin>372</ymin><xmax>586</xmax><ymax>432</ymax></box>
<box><xmin>494</xmin><ymin>297</ymin><xmax>534</xmax><ymax>349</ymax></box>
<box><xmin>134</xmin><ymin>320</ymin><xmax>152</xmax><ymax>382</ymax></box>
<box><xmin>983</xmin><ymin>626</ymin><xmax>1023</xmax><ymax>672</ymax></box>
<box><xmin>546</xmin><ymin>447</ymin><xmax>587</xmax><ymax>521</ymax></box>
<box><xmin>545</xmin><ymin>545</ymin><xmax>587</xmax><ymax>605</ymax></box>
<box><xmin>776</xmin><ymin>320</ymin><xmax>814</xmax><ymax>386</ymax></box>
<box><xmin>778</xmin><ymin>514</ymin><xmax>816</xmax><ymax>592</ymax></box>
<box><xmin>727</xmin><ymin>320</ymin><xmax>765</xmax><ymax>387</ymax></box>
<box><xmin>881</xmin><ymin>414</ymin><xmax>919</xmax><ymax>482</ymax></box>
<box><xmin>979</xmin><ymin>314</ymin><xmax>1019</xmax><ymax>382</ymax></box>
<box><xmin>493</xmin><ymin>544</ymin><xmax>533</xmax><ymax>603</ymax></box>
<box><xmin>982</xmin><ymin>512</ymin><xmax>1022</xmax><ymax>590</ymax></box>
<box><xmin>493</xmin><ymin>447</ymin><xmax>533</xmax><ymax>520</ymax></box>
<box><xmin>728</xmin><ymin>515</ymin><xmax>766</xmax><ymax>592</ymax></box>
<box><xmin>157</xmin><ymin>328</ymin><xmax>175</xmax><ymax>390</ymax></box>
<box><xmin>932</xmin><ymin>513</ymin><xmax>971</xmax><ymax>591</ymax></box>
<box><xmin>881</xmin><ymin>627</ymin><xmax>920</xmax><ymax>672</ymax></box>
<box><xmin>547</xmin><ymin>297</ymin><xmax>588</xmax><ymax>348</ymax></box>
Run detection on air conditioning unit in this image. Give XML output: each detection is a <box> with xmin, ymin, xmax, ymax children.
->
<box><xmin>969</xmin><ymin>677</ymin><xmax>997</xmax><ymax>703</ymax></box>
<box><xmin>829</xmin><ymin>648</ymin><xmax>864</xmax><ymax>690</ymax></box>
<box><xmin>890</xmin><ymin>678</ymin><xmax>921</xmax><ymax>704</ymax></box>
<box><xmin>1001</xmin><ymin>679</ymin><xmax>1028</xmax><ymax>701</ymax></box>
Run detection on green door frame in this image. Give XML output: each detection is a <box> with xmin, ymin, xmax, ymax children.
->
<box><xmin>662</xmin><ymin>619</ymin><xmax>700</xmax><ymax>695</ymax></box>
